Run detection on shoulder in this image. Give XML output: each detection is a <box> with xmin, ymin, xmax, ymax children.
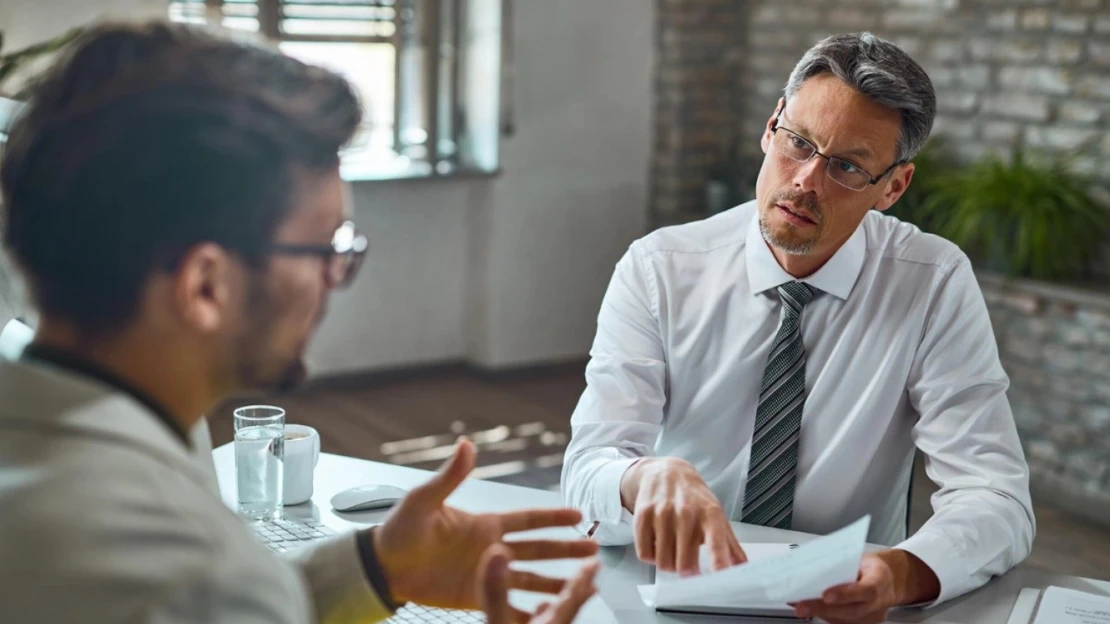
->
<box><xmin>0</xmin><ymin>441</ymin><xmax>296</xmax><ymax>618</ymax></box>
<box><xmin>632</xmin><ymin>200</ymin><xmax>756</xmax><ymax>259</ymax></box>
<box><xmin>863</xmin><ymin>210</ymin><xmax>967</xmax><ymax>277</ymax></box>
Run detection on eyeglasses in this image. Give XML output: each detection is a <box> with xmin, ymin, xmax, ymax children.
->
<box><xmin>770</xmin><ymin>118</ymin><xmax>903</xmax><ymax>192</ymax></box>
<box><xmin>266</xmin><ymin>220</ymin><xmax>368</xmax><ymax>288</ymax></box>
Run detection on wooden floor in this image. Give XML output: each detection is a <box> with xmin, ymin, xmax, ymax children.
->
<box><xmin>211</xmin><ymin>365</ymin><xmax>1110</xmax><ymax>579</ymax></box>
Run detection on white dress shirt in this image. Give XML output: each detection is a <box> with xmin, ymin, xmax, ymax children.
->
<box><xmin>562</xmin><ymin>200</ymin><xmax>1035</xmax><ymax>605</ymax></box>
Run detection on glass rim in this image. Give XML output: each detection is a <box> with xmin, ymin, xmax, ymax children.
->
<box><xmin>233</xmin><ymin>404</ymin><xmax>286</xmax><ymax>421</ymax></box>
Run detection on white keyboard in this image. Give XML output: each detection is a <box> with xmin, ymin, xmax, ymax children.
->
<box><xmin>247</xmin><ymin>518</ymin><xmax>485</xmax><ymax>623</ymax></box>
<box><xmin>247</xmin><ymin>517</ymin><xmax>336</xmax><ymax>553</ymax></box>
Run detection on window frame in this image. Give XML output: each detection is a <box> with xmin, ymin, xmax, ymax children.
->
<box><xmin>178</xmin><ymin>0</ymin><xmax>474</xmax><ymax>181</ymax></box>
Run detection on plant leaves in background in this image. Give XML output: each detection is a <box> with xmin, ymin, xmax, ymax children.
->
<box><xmin>912</xmin><ymin>149</ymin><xmax>1110</xmax><ymax>281</ymax></box>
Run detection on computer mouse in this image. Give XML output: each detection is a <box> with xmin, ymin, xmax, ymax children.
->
<box><xmin>330</xmin><ymin>484</ymin><xmax>409</xmax><ymax>512</ymax></box>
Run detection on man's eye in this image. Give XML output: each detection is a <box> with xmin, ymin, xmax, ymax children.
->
<box><xmin>836</xmin><ymin>159</ymin><xmax>863</xmax><ymax>174</ymax></box>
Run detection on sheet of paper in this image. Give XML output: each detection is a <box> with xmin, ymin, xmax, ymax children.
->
<box><xmin>1034</xmin><ymin>586</ymin><xmax>1110</xmax><ymax>624</ymax></box>
<box><xmin>639</xmin><ymin>515</ymin><xmax>871</xmax><ymax>611</ymax></box>
<box><xmin>641</xmin><ymin>543</ymin><xmax>796</xmax><ymax>613</ymax></box>
<box><xmin>653</xmin><ymin>542</ymin><xmax>795</xmax><ymax>583</ymax></box>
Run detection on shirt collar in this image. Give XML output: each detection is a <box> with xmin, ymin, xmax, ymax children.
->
<box><xmin>745</xmin><ymin>208</ymin><xmax>867</xmax><ymax>301</ymax></box>
<box><xmin>20</xmin><ymin>343</ymin><xmax>191</xmax><ymax>448</ymax></box>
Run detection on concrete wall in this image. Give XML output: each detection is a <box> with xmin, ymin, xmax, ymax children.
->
<box><xmin>469</xmin><ymin>0</ymin><xmax>654</xmax><ymax>368</ymax></box>
<box><xmin>0</xmin><ymin>0</ymin><xmax>655</xmax><ymax>374</ymax></box>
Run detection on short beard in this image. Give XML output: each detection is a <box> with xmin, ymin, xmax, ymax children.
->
<box><xmin>759</xmin><ymin>214</ymin><xmax>819</xmax><ymax>255</ymax></box>
<box><xmin>760</xmin><ymin>190</ymin><xmax>824</xmax><ymax>255</ymax></box>
<box><xmin>233</xmin><ymin>274</ymin><xmax>308</xmax><ymax>394</ymax></box>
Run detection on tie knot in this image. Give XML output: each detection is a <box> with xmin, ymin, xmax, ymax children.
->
<box><xmin>777</xmin><ymin>281</ymin><xmax>815</xmax><ymax>312</ymax></box>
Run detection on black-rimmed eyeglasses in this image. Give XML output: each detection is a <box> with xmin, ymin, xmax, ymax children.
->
<box><xmin>266</xmin><ymin>220</ymin><xmax>368</xmax><ymax>288</ymax></box>
<box><xmin>770</xmin><ymin>117</ymin><xmax>904</xmax><ymax>192</ymax></box>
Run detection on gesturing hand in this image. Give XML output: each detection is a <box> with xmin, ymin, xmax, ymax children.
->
<box><xmin>620</xmin><ymin>457</ymin><xmax>747</xmax><ymax>576</ymax></box>
<box><xmin>480</xmin><ymin>544</ymin><xmax>599</xmax><ymax>624</ymax></box>
<box><xmin>372</xmin><ymin>438</ymin><xmax>599</xmax><ymax>609</ymax></box>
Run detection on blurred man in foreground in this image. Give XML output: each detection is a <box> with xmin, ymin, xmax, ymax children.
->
<box><xmin>0</xmin><ymin>22</ymin><xmax>597</xmax><ymax>624</ymax></box>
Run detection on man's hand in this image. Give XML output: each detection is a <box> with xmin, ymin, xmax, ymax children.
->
<box><xmin>480</xmin><ymin>544</ymin><xmax>599</xmax><ymax>624</ymax></box>
<box><xmin>620</xmin><ymin>457</ymin><xmax>746</xmax><ymax>576</ymax></box>
<box><xmin>372</xmin><ymin>438</ymin><xmax>599</xmax><ymax>609</ymax></box>
<box><xmin>792</xmin><ymin>550</ymin><xmax>940</xmax><ymax>624</ymax></box>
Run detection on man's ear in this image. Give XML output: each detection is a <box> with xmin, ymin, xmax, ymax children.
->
<box><xmin>761</xmin><ymin>97</ymin><xmax>786</xmax><ymax>154</ymax></box>
<box><xmin>874</xmin><ymin>163</ymin><xmax>916</xmax><ymax>212</ymax></box>
<box><xmin>172</xmin><ymin>243</ymin><xmax>239</xmax><ymax>334</ymax></box>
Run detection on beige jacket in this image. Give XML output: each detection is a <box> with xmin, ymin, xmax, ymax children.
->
<box><xmin>0</xmin><ymin>358</ymin><xmax>392</xmax><ymax>623</ymax></box>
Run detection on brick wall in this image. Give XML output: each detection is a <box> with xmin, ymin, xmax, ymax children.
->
<box><xmin>980</xmin><ymin>274</ymin><xmax>1110</xmax><ymax>525</ymax></box>
<box><xmin>649</xmin><ymin>0</ymin><xmax>1110</xmax><ymax>526</ymax></box>
<box><xmin>651</xmin><ymin>0</ymin><xmax>1110</xmax><ymax>227</ymax></box>
<box><xmin>651</xmin><ymin>0</ymin><xmax>745</xmax><ymax>227</ymax></box>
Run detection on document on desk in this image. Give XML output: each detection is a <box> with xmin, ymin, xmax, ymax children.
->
<box><xmin>1033</xmin><ymin>586</ymin><xmax>1110</xmax><ymax>624</ymax></box>
<box><xmin>638</xmin><ymin>515</ymin><xmax>870</xmax><ymax>614</ymax></box>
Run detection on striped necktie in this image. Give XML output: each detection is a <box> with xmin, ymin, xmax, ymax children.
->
<box><xmin>739</xmin><ymin>281</ymin><xmax>816</xmax><ymax>529</ymax></box>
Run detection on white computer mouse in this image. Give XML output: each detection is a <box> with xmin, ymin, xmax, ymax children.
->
<box><xmin>330</xmin><ymin>484</ymin><xmax>409</xmax><ymax>512</ymax></box>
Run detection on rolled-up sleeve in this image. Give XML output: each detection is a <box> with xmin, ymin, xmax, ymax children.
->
<box><xmin>561</xmin><ymin>243</ymin><xmax>668</xmax><ymax>545</ymax></box>
<box><xmin>898</xmin><ymin>256</ymin><xmax>1036</xmax><ymax>606</ymax></box>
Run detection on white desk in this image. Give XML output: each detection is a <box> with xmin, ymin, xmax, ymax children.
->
<box><xmin>214</xmin><ymin>446</ymin><xmax>1110</xmax><ymax>623</ymax></box>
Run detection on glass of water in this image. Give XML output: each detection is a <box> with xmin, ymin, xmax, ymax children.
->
<box><xmin>234</xmin><ymin>405</ymin><xmax>285</xmax><ymax>520</ymax></box>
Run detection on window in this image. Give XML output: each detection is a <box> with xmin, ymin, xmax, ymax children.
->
<box><xmin>169</xmin><ymin>0</ymin><xmax>503</xmax><ymax>180</ymax></box>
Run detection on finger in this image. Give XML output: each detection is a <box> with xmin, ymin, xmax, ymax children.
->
<box><xmin>404</xmin><ymin>437</ymin><xmax>476</xmax><ymax>508</ymax></box>
<box><xmin>535</xmin><ymin>603</ymin><xmax>551</xmax><ymax>615</ymax></box>
<box><xmin>655</xmin><ymin>511</ymin><xmax>676</xmax><ymax>572</ymax></box>
<box><xmin>479</xmin><ymin>544</ymin><xmax>515</xmax><ymax>624</ymax></box>
<box><xmin>704</xmin><ymin>525</ymin><xmax>733</xmax><ymax>571</ymax></box>
<box><xmin>547</xmin><ymin>560</ymin><xmax>600</xmax><ymax>623</ymax></box>
<box><xmin>725</xmin><ymin>528</ymin><xmax>747</xmax><ymax>565</ymax></box>
<box><xmin>823</xmin><ymin>580</ymin><xmax>878</xmax><ymax>605</ymax></box>
<box><xmin>508</xmin><ymin>539</ymin><xmax>599</xmax><ymax>561</ymax></box>
<box><xmin>498</xmin><ymin>508</ymin><xmax>584</xmax><ymax>534</ymax></box>
<box><xmin>674</xmin><ymin>512</ymin><xmax>701</xmax><ymax>576</ymax></box>
<box><xmin>507</xmin><ymin>570</ymin><xmax>568</xmax><ymax>595</ymax></box>
<box><xmin>729</xmin><ymin>539</ymin><xmax>748</xmax><ymax>565</ymax></box>
<box><xmin>635</xmin><ymin>510</ymin><xmax>655</xmax><ymax>563</ymax></box>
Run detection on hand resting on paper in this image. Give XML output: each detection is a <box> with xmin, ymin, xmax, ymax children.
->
<box><xmin>619</xmin><ymin>457</ymin><xmax>747</xmax><ymax>576</ymax></box>
<box><xmin>792</xmin><ymin>549</ymin><xmax>940</xmax><ymax>624</ymax></box>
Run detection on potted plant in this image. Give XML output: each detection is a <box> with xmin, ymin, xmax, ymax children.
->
<box><xmin>913</xmin><ymin>149</ymin><xmax>1110</xmax><ymax>281</ymax></box>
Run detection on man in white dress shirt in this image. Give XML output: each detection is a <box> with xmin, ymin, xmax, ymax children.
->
<box><xmin>562</xmin><ymin>32</ymin><xmax>1035</xmax><ymax>623</ymax></box>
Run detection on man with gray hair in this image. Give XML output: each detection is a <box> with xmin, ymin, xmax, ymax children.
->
<box><xmin>562</xmin><ymin>32</ymin><xmax>1034</xmax><ymax>623</ymax></box>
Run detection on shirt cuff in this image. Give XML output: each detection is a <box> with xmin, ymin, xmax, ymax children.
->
<box><xmin>896</xmin><ymin>530</ymin><xmax>967</xmax><ymax>607</ymax></box>
<box><xmin>295</xmin><ymin>531</ymin><xmax>395</xmax><ymax>622</ymax></box>
<box><xmin>595</xmin><ymin>457</ymin><xmax>640</xmax><ymax>523</ymax></box>
<box><xmin>357</xmin><ymin>527</ymin><xmax>402</xmax><ymax>612</ymax></box>
<box><xmin>582</xmin><ymin>457</ymin><xmax>640</xmax><ymax>545</ymax></box>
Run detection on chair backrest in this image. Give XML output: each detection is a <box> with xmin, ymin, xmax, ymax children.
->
<box><xmin>0</xmin><ymin>318</ymin><xmax>33</xmax><ymax>361</ymax></box>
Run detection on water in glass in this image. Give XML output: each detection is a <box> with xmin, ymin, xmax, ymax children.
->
<box><xmin>235</xmin><ymin>423</ymin><xmax>285</xmax><ymax>519</ymax></box>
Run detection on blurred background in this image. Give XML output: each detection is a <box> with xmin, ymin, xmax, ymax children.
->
<box><xmin>1</xmin><ymin>0</ymin><xmax>1108</xmax><ymax>578</ymax></box>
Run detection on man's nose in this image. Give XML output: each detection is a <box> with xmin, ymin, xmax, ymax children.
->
<box><xmin>792</xmin><ymin>155</ymin><xmax>826</xmax><ymax>196</ymax></box>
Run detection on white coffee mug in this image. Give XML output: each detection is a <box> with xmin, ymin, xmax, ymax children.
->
<box><xmin>283</xmin><ymin>424</ymin><xmax>320</xmax><ymax>505</ymax></box>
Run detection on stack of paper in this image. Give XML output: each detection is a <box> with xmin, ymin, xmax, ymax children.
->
<box><xmin>638</xmin><ymin>515</ymin><xmax>871</xmax><ymax>618</ymax></box>
<box><xmin>1033</xmin><ymin>586</ymin><xmax>1110</xmax><ymax>624</ymax></box>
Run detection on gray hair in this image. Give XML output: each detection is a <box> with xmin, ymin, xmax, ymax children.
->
<box><xmin>784</xmin><ymin>32</ymin><xmax>937</xmax><ymax>165</ymax></box>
